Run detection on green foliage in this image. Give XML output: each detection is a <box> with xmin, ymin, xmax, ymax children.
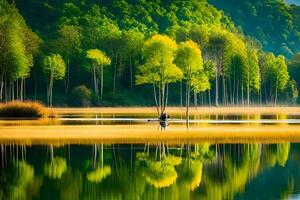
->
<box><xmin>175</xmin><ymin>40</ymin><xmax>203</xmax><ymax>80</ymax></box>
<box><xmin>0</xmin><ymin>0</ymin><xmax>297</xmax><ymax>105</ymax></box>
<box><xmin>136</xmin><ymin>34</ymin><xmax>182</xmax><ymax>85</ymax></box>
<box><xmin>42</xmin><ymin>54</ymin><xmax>66</xmax><ymax>81</ymax></box>
<box><xmin>86</xmin><ymin>49</ymin><xmax>111</xmax><ymax>67</ymax></box>
<box><xmin>177</xmin><ymin>159</ymin><xmax>203</xmax><ymax>191</ymax></box>
<box><xmin>10</xmin><ymin>161</ymin><xmax>35</xmax><ymax>200</ymax></box>
<box><xmin>209</xmin><ymin>0</ymin><xmax>300</xmax><ymax>58</ymax></box>
<box><xmin>44</xmin><ymin>157</ymin><xmax>67</xmax><ymax>179</ymax></box>
<box><xmin>6</xmin><ymin>20</ymin><xmax>30</xmax><ymax>81</ymax></box>
<box><xmin>136</xmin><ymin>153</ymin><xmax>182</xmax><ymax>189</ymax></box>
<box><xmin>70</xmin><ymin>85</ymin><xmax>92</xmax><ymax>106</ymax></box>
<box><xmin>277</xmin><ymin>143</ymin><xmax>290</xmax><ymax>167</ymax></box>
<box><xmin>243</xmin><ymin>49</ymin><xmax>260</xmax><ymax>93</ymax></box>
<box><xmin>87</xmin><ymin>165</ymin><xmax>111</xmax><ymax>183</ymax></box>
<box><xmin>275</xmin><ymin>55</ymin><xmax>289</xmax><ymax>91</ymax></box>
<box><xmin>286</xmin><ymin>79</ymin><xmax>298</xmax><ymax>103</ymax></box>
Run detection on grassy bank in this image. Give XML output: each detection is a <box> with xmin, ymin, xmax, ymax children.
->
<box><xmin>0</xmin><ymin>101</ymin><xmax>48</xmax><ymax>118</ymax></box>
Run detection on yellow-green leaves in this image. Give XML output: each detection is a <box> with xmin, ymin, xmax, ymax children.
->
<box><xmin>244</xmin><ymin>48</ymin><xmax>260</xmax><ymax>93</ymax></box>
<box><xmin>275</xmin><ymin>55</ymin><xmax>289</xmax><ymax>91</ymax></box>
<box><xmin>87</xmin><ymin>165</ymin><xmax>111</xmax><ymax>183</ymax></box>
<box><xmin>44</xmin><ymin>157</ymin><xmax>67</xmax><ymax>179</ymax></box>
<box><xmin>87</xmin><ymin>49</ymin><xmax>111</xmax><ymax>67</ymax></box>
<box><xmin>175</xmin><ymin>40</ymin><xmax>203</xmax><ymax>78</ymax></box>
<box><xmin>136</xmin><ymin>34</ymin><xmax>182</xmax><ymax>85</ymax></box>
<box><xmin>42</xmin><ymin>54</ymin><xmax>66</xmax><ymax>80</ymax></box>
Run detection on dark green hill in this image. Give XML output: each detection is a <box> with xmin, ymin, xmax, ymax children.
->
<box><xmin>209</xmin><ymin>0</ymin><xmax>300</xmax><ymax>58</ymax></box>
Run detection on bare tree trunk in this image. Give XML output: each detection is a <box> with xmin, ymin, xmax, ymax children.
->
<box><xmin>113</xmin><ymin>54</ymin><xmax>118</xmax><ymax>95</ymax></box>
<box><xmin>24</xmin><ymin>78</ymin><xmax>26</xmax><ymax>101</ymax></box>
<box><xmin>0</xmin><ymin>80</ymin><xmax>3</xmax><ymax>102</ymax></box>
<box><xmin>16</xmin><ymin>79</ymin><xmax>19</xmax><ymax>100</ymax></box>
<box><xmin>163</xmin><ymin>83</ymin><xmax>169</xmax><ymax>113</ymax></box>
<box><xmin>93</xmin><ymin>144</ymin><xmax>97</xmax><ymax>169</ymax></box>
<box><xmin>93</xmin><ymin>64</ymin><xmax>98</xmax><ymax>95</ymax></box>
<box><xmin>209</xmin><ymin>89</ymin><xmax>212</xmax><ymax>107</ymax></box>
<box><xmin>100</xmin><ymin>65</ymin><xmax>103</xmax><ymax>100</ymax></box>
<box><xmin>247</xmin><ymin>71</ymin><xmax>250</xmax><ymax>107</ymax></box>
<box><xmin>129</xmin><ymin>54</ymin><xmax>133</xmax><ymax>92</ymax></box>
<box><xmin>186</xmin><ymin>82</ymin><xmax>190</xmax><ymax>128</ymax></box>
<box><xmin>50</xmin><ymin>145</ymin><xmax>54</xmax><ymax>161</ymax></box>
<box><xmin>222</xmin><ymin>74</ymin><xmax>226</xmax><ymax>106</ymax></box>
<box><xmin>194</xmin><ymin>92</ymin><xmax>197</xmax><ymax>110</ymax></box>
<box><xmin>153</xmin><ymin>84</ymin><xmax>159</xmax><ymax>116</ymax></box>
<box><xmin>180</xmin><ymin>81</ymin><xmax>183</xmax><ymax>107</ymax></box>
<box><xmin>48</xmin><ymin>77</ymin><xmax>54</xmax><ymax>107</ymax></box>
<box><xmin>20</xmin><ymin>78</ymin><xmax>23</xmax><ymax>101</ymax></box>
<box><xmin>12</xmin><ymin>81</ymin><xmax>14</xmax><ymax>101</ymax></box>
<box><xmin>241</xmin><ymin>85</ymin><xmax>244</xmax><ymax>107</ymax></box>
<box><xmin>162</xmin><ymin>83</ymin><xmax>165</xmax><ymax>114</ymax></box>
<box><xmin>0</xmin><ymin>70</ymin><xmax>4</xmax><ymax>102</ymax></box>
<box><xmin>215</xmin><ymin>74</ymin><xmax>219</xmax><ymax>107</ymax></box>
<box><xmin>159</xmin><ymin>83</ymin><xmax>162</xmax><ymax>114</ymax></box>
<box><xmin>275</xmin><ymin>84</ymin><xmax>278</xmax><ymax>106</ymax></box>
<box><xmin>65</xmin><ymin>58</ymin><xmax>70</xmax><ymax>94</ymax></box>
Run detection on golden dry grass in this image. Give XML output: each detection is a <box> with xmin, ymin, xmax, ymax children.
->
<box><xmin>0</xmin><ymin>101</ymin><xmax>49</xmax><ymax>118</ymax></box>
<box><xmin>1</xmin><ymin>124</ymin><xmax>300</xmax><ymax>145</ymax></box>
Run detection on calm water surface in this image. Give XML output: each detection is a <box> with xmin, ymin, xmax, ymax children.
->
<box><xmin>1</xmin><ymin>111</ymin><xmax>300</xmax><ymax>199</ymax></box>
<box><xmin>0</xmin><ymin>143</ymin><xmax>298</xmax><ymax>200</ymax></box>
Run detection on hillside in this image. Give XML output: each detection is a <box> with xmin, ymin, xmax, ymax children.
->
<box><xmin>209</xmin><ymin>0</ymin><xmax>300</xmax><ymax>58</ymax></box>
<box><xmin>0</xmin><ymin>0</ymin><xmax>297</xmax><ymax>107</ymax></box>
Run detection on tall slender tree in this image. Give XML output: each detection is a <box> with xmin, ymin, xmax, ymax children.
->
<box><xmin>136</xmin><ymin>34</ymin><xmax>183</xmax><ymax>115</ymax></box>
<box><xmin>54</xmin><ymin>25</ymin><xmax>81</xmax><ymax>94</ymax></box>
<box><xmin>175</xmin><ymin>40</ymin><xmax>203</xmax><ymax>121</ymax></box>
<box><xmin>86</xmin><ymin>49</ymin><xmax>111</xmax><ymax>100</ymax></box>
<box><xmin>42</xmin><ymin>54</ymin><xmax>66</xmax><ymax>107</ymax></box>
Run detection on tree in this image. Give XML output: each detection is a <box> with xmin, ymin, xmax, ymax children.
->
<box><xmin>260</xmin><ymin>53</ymin><xmax>276</xmax><ymax>103</ymax></box>
<box><xmin>274</xmin><ymin>55</ymin><xmax>289</xmax><ymax>105</ymax></box>
<box><xmin>136</xmin><ymin>34</ymin><xmax>183</xmax><ymax>115</ymax></box>
<box><xmin>175</xmin><ymin>40</ymin><xmax>203</xmax><ymax>121</ymax></box>
<box><xmin>70</xmin><ymin>85</ymin><xmax>92</xmax><ymax>107</ymax></box>
<box><xmin>86</xmin><ymin>49</ymin><xmax>111</xmax><ymax>100</ymax></box>
<box><xmin>6</xmin><ymin>19</ymin><xmax>31</xmax><ymax>101</ymax></box>
<box><xmin>207</xmin><ymin>29</ymin><xmax>227</xmax><ymax>106</ymax></box>
<box><xmin>44</xmin><ymin>157</ymin><xmax>67</xmax><ymax>179</ymax></box>
<box><xmin>286</xmin><ymin>79</ymin><xmax>298</xmax><ymax>104</ymax></box>
<box><xmin>0</xmin><ymin>1</ymin><xmax>41</xmax><ymax>102</ymax></box>
<box><xmin>203</xmin><ymin>60</ymin><xmax>216</xmax><ymax>106</ymax></box>
<box><xmin>54</xmin><ymin>25</ymin><xmax>81</xmax><ymax>93</ymax></box>
<box><xmin>42</xmin><ymin>54</ymin><xmax>66</xmax><ymax>107</ymax></box>
<box><xmin>121</xmin><ymin>29</ymin><xmax>144</xmax><ymax>92</ymax></box>
<box><xmin>243</xmin><ymin>49</ymin><xmax>260</xmax><ymax>106</ymax></box>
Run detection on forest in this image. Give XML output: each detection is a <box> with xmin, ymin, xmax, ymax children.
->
<box><xmin>209</xmin><ymin>0</ymin><xmax>300</xmax><ymax>58</ymax></box>
<box><xmin>0</xmin><ymin>0</ymin><xmax>299</xmax><ymax>107</ymax></box>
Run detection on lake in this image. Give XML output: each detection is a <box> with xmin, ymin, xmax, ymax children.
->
<box><xmin>1</xmin><ymin>107</ymin><xmax>300</xmax><ymax>199</ymax></box>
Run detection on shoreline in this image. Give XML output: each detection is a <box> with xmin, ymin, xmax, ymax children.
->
<box><xmin>52</xmin><ymin>106</ymin><xmax>300</xmax><ymax>115</ymax></box>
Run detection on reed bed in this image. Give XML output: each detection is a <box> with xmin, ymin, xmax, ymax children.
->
<box><xmin>0</xmin><ymin>101</ymin><xmax>48</xmax><ymax>118</ymax></box>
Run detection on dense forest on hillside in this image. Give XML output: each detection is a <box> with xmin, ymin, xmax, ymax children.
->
<box><xmin>0</xmin><ymin>0</ymin><xmax>299</xmax><ymax>108</ymax></box>
<box><xmin>209</xmin><ymin>0</ymin><xmax>300</xmax><ymax>58</ymax></box>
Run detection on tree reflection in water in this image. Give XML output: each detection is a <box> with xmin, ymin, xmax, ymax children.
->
<box><xmin>0</xmin><ymin>142</ymin><xmax>295</xmax><ymax>200</ymax></box>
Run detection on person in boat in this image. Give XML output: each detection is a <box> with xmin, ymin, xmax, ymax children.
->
<box><xmin>159</xmin><ymin>112</ymin><xmax>170</xmax><ymax>121</ymax></box>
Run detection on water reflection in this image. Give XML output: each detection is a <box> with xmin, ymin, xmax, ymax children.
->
<box><xmin>0</xmin><ymin>113</ymin><xmax>298</xmax><ymax>126</ymax></box>
<box><xmin>0</xmin><ymin>142</ymin><xmax>298</xmax><ymax>199</ymax></box>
